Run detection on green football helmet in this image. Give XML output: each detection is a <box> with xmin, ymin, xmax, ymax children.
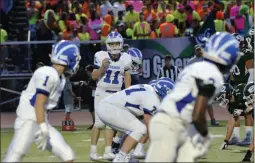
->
<box><xmin>216</xmin><ymin>83</ymin><xmax>234</xmax><ymax>108</ymax></box>
<box><xmin>243</xmin><ymin>82</ymin><xmax>254</xmax><ymax>113</ymax></box>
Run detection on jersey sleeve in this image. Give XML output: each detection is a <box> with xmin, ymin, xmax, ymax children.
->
<box><xmin>34</xmin><ymin>71</ymin><xmax>57</xmax><ymax>96</ymax></box>
<box><xmin>195</xmin><ymin>65</ymin><xmax>224</xmax><ymax>97</ymax></box>
<box><xmin>142</xmin><ymin>91</ymin><xmax>160</xmax><ymax>115</ymax></box>
<box><xmin>124</xmin><ymin>54</ymin><xmax>132</xmax><ymax>71</ymax></box>
<box><xmin>94</xmin><ymin>52</ymin><xmax>102</xmax><ymax>69</ymax></box>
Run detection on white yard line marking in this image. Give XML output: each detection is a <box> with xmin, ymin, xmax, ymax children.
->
<box><xmin>211</xmin><ymin>134</ymin><xmax>224</xmax><ymax>138</ymax></box>
<box><xmin>82</xmin><ymin>138</ymin><xmax>104</xmax><ymax>142</ymax></box>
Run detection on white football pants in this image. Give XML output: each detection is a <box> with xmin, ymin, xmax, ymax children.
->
<box><xmin>97</xmin><ymin>102</ymin><xmax>147</xmax><ymax>141</ymax></box>
<box><xmin>145</xmin><ymin>112</ymin><xmax>188</xmax><ymax>162</ymax></box>
<box><xmin>94</xmin><ymin>87</ymin><xmax>116</xmax><ymax>129</ymax></box>
<box><xmin>4</xmin><ymin>117</ymin><xmax>75</xmax><ymax>162</ymax></box>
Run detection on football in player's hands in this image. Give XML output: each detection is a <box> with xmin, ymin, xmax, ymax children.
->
<box><xmin>102</xmin><ymin>58</ymin><xmax>110</xmax><ymax>69</ymax></box>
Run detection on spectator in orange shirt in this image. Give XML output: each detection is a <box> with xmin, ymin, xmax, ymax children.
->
<box><xmin>159</xmin><ymin>14</ymin><xmax>179</xmax><ymax>38</ymax></box>
<box><xmin>150</xmin><ymin>19</ymin><xmax>159</xmax><ymax>39</ymax></box>
<box><xmin>144</xmin><ymin>4</ymin><xmax>157</xmax><ymax>23</ymax></box>
<box><xmin>101</xmin><ymin>14</ymin><xmax>112</xmax><ymax>40</ymax></box>
<box><xmin>198</xmin><ymin>4</ymin><xmax>211</xmax><ymax>21</ymax></box>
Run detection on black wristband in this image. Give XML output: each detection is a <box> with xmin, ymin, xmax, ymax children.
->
<box><xmin>192</xmin><ymin>121</ymin><xmax>208</xmax><ymax>137</ymax></box>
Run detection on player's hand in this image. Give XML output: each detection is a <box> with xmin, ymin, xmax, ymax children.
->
<box><xmin>219</xmin><ymin>140</ymin><xmax>228</xmax><ymax>150</ymax></box>
<box><xmin>35</xmin><ymin>123</ymin><xmax>49</xmax><ymax>151</ymax></box>
<box><xmin>102</xmin><ymin>58</ymin><xmax>110</xmax><ymax>69</ymax></box>
<box><xmin>233</xmin><ymin>109</ymin><xmax>243</xmax><ymax>117</ymax></box>
<box><xmin>187</xmin><ymin>124</ymin><xmax>211</xmax><ymax>158</ymax></box>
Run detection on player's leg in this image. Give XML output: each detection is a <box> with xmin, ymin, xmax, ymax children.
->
<box><xmin>226</xmin><ymin>106</ymin><xmax>242</xmax><ymax>144</ymax></box>
<box><xmin>103</xmin><ymin>126</ymin><xmax>116</xmax><ymax>160</ymax></box>
<box><xmin>207</xmin><ymin>104</ymin><xmax>219</xmax><ymax>126</ymax></box>
<box><xmin>145</xmin><ymin>113</ymin><xmax>186</xmax><ymax>162</ymax></box>
<box><xmin>62</xmin><ymin>102</ymin><xmax>76</xmax><ymax>131</ymax></box>
<box><xmin>112</xmin><ymin>131</ymin><xmax>123</xmax><ymax>154</ymax></box>
<box><xmin>63</xmin><ymin>93</ymin><xmax>74</xmax><ymax>120</ymax></box>
<box><xmin>237</xmin><ymin>113</ymin><xmax>253</xmax><ymax>146</ymax></box>
<box><xmin>90</xmin><ymin>89</ymin><xmax>106</xmax><ymax>160</ymax></box>
<box><xmin>87</xmin><ymin>96</ymin><xmax>95</xmax><ymax>130</ymax></box>
<box><xmin>228</xmin><ymin>116</ymin><xmax>241</xmax><ymax>144</ymax></box>
<box><xmin>46</xmin><ymin>125</ymin><xmax>75</xmax><ymax>162</ymax></box>
<box><xmin>4</xmin><ymin>119</ymin><xmax>38</xmax><ymax>162</ymax></box>
<box><xmin>220</xmin><ymin>115</ymin><xmax>236</xmax><ymax>149</ymax></box>
<box><xmin>242</xmin><ymin>134</ymin><xmax>254</xmax><ymax>161</ymax></box>
<box><xmin>133</xmin><ymin>118</ymin><xmax>148</xmax><ymax>159</ymax></box>
<box><xmin>97</xmin><ymin>103</ymin><xmax>146</xmax><ymax>162</ymax></box>
<box><xmin>133</xmin><ymin>133</ymin><xmax>149</xmax><ymax>159</ymax></box>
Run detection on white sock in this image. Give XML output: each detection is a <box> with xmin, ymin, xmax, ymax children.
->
<box><xmin>113</xmin><ymin>136</ymin><xmax>120</xmax><ymax>143</ymax></box>
<box><xmin>245</xmin><ymin>126</ymin><xmax>253</xmax><ymax>136</ymax></box>
<box><xmin>119</xmin><ymin>150</ymin><xmax>127</xmax><ymax>156</ymax></box>
<box><xmin>90</xmin><ymin>145</ymin><xmax>97</xmax><ymax>153</ymax></box>
<box><xmin>137</xmin><ymin>143</ymin><xmax>144</xmax><ymax>149</ymax></box>
<box><xmin>232</xmin><ymin>127</ymin><xmax>240</xmax><ymax>138</ymax></box>
<box><xmin>105</xmin><ymin>146</ymin><xmax>112</xmax><ymax>154</ymax></box>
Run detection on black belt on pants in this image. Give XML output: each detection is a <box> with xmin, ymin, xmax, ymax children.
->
<box><xmin>105</xmin><ymin>90</ymin><xmax>117</xmax><ymax>93</ymax></box>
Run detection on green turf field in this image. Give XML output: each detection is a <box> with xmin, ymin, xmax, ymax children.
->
<box><xmin>1</xmin><ymin>121</ymin><xmax>251</xmax><ymax>162</ymax></box>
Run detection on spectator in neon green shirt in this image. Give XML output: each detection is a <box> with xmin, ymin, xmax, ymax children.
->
<box><xmin>174</xmin><ymin>4</ymin><xmax>187</xmax><ymax>25</ymax></box>
<box><xmin>124</xmin><ymin>5</ymin><xmax>139</xmax><ymax>29</ymax></box>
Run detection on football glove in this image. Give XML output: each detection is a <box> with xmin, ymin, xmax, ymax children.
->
<box><xmin>219</xmin><ymin>140</ymin><xmax>228</xmax><ymax>150</ymax></box>
<box><xmin>35</xmin><ymin>123</ymin><xmax>49</xmax><ymax>151</ymax></box>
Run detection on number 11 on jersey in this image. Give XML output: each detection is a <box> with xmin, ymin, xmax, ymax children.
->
<box><xmin>104</xmin><ymin>70</ymin><xmax>120</xmax><ymax>84</ymax></box>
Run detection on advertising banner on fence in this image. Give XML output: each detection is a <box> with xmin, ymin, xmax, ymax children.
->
<box><xmin>125</xmin><ymin>37</ymin><xmax>195</xmax><ymax>83</ymax></box>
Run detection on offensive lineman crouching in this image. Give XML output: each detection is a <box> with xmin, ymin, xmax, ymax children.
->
<box><xmin>97</xmin><ymin>78</ymin><xmax>175</xmax><ymax>162</ymax></box>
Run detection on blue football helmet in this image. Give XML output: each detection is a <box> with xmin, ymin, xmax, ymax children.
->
<box><xmin>203</xmin><ymin>32</ymin><xmax>241</xmax><ymax>71</ymax></box>
<box><xmin>149</xmin><ymin>80</ymin><xmax>157</xmax><ymax>87</ymax></box>
<box><xmin>154</xmin><ymin>77</ymin><xmax>175</xmax><ymax>99</ymax></box>
<box><xmin>51</xmin><ymin>40</ymin><xmax>81</xmax><ymax>75</ymax></box>
<box><xmin>106</xmin><ymin>31</ymin><xmax>124</xmax><ymax>55</ymax></box>
<box><xmin>127</xmin><ymin>47</ymin><xmax>143</xmax><ymax>72</ymax></box>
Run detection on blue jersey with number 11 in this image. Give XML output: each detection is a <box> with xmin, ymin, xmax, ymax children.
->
<box><xmin>94</xmin><ymin>51</ymin><xmax>132</xmax><ymax>91</ymax></box>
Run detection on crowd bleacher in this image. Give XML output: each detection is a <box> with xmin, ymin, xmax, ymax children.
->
<box><xmin>0</xmin><ymin>0</ymin><xmax>254</xmax><ymax>43</ymax></box>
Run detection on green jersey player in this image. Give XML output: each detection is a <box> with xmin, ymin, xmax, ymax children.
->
<box><xmin>231</xmin><ymin>33</ymin><xmax>254</xmax><ymax>86</ymax></box>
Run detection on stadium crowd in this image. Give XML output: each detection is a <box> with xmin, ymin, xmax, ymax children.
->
<box><xmin>0</xmin><ymin>0</ymin><xmax>254</xmax><ymax>43</ymax></box>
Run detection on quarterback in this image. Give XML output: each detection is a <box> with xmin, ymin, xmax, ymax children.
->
<box><xmin>89</xmin><ymin>31</ymin><xmax>132</xmax><ymax>160</ymax></box>
<box><xmin>3</xmin><ymin>40</ymin><xmax>81</xmax><ymax>162</ymax></box>
<box><xmin>145</xmin><ymin>32</ymin><xmax>241</xmax><ymax>162</ymax></box>
<box><xmin>97</xmin><ymin>78</ymin><xmax>175</xmax><ymax>162</ymax></box>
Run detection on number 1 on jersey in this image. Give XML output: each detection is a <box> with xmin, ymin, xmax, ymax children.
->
<box><xmin>125</xmin><ymin>87</ymin><xmax>146</xmax><ymax>95</ymax></box>
<box><xmin>43</xmin><ymin>76</ymin><xmax>49</xmax><ymax>86</ymax></box>
<box><xmin>104</xmin><ymin>70</ymin><xmax>120</xmax><ymax>84</ymax></box>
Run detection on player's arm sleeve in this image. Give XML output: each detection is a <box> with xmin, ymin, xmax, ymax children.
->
<box><xmin>143</xmin><ymin>105</ymin><xmax>157</xmax><ymax>116</ymax></box>
<box><xmin>143</xmin><ymin>96</ymin><xmax>158</xmax><ymax>115</ymax></box>
<box><xmin>124</xmin><ymin>56</ymin><xmax>132</xmax><ymax>72</ymax></box>
<box><xmin>34</xmin><ymin>73</ymin><xmax>56</xmax><ymax>96</ymax></box>
<box><xmin>93</xmin><ymin>53</ymin><xmax>101</xmax><ymax>69</ymax></box>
